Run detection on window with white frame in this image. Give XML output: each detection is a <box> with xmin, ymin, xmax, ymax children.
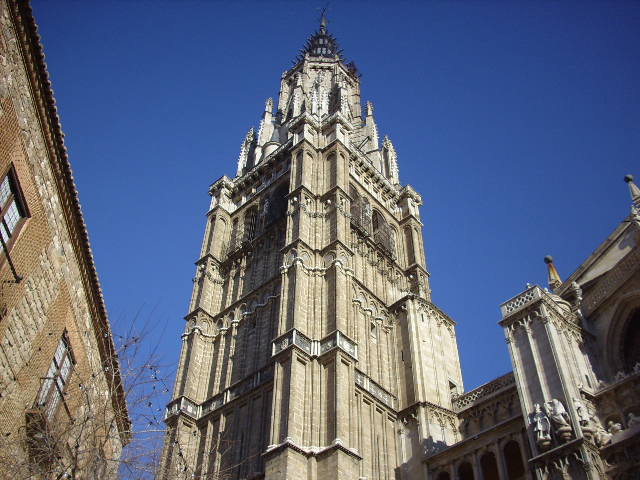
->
<box><xmin>36</xmin><ymin>334</ymin><xmax>74</xmax><ymax>420</ymax></box>
<box><xmin>0</xmin><ymin>166</ymin><xmax>29</xmax><ymax>244</ymax></box>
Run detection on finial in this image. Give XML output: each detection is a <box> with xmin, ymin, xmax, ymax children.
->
<box><xmin>320</xmin><ymin>7</ymin><xmax>328</xmax><ymax>33</ymax></box>
<box><xmin>624</xmin><ymin>173</ymin><xmax>640</xmax><ymax>220</ymax></box>
<box><xmin>366</xmin><ymin>101</ymin><xmax>374</xmax><ymax>117</ymax></box>
<box><xmin>265</xmin><ymin>97</ymin><xmax>273</xmax><ymax>113</ymax></box>
<box><xmin>625</xmin><ymin>174</ymin><xmax>640</xmax><ymax>201</ymax></box>
<box><xmin>544</xmin><ymin>255</ymin><xmax>562</xmax><ymax>291</ymax></box>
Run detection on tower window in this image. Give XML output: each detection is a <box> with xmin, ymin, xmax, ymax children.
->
<box><xmin>0</xmin><ymin>166</ymin><xmax>29</xmax><ymax>246</ymax></box>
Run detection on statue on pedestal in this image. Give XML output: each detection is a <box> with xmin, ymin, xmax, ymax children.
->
<box><xmin>544</xmin><ymin>399</ymin><xmax>573</xmax><ymax>441</ymax></box>
<box><xmin>532</xmin><ymin>404</ymin><xmax>552</xmax><ymax>448</ymax></box>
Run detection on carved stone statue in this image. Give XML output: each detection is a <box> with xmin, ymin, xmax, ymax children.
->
<box><xmin>544</xmin><ymin>399</ymin><xmax>573</xmax><ymax>441</ymax></box>
<box><xmin>531</xmin><ymin>403</ymin><xmax>552</xmax><ymax>448</ymax></box>
<box><xmin>607</xmin><ymin>420</ymin><xmax>623</xmax><ymax>435</ymax></box>
<box><xmin>573</xmin><ymin>398</ymin><xmax>589</xmax><ymax>425</ymax></box>
<box><xmin>594</xmin><ymin>423</ymin><xmax>612</xmax><ymax>447</ymax></box>
<box><xmin>628</xmin><ymin>412</ymin><xmax>639</xmax><ymax>427</ymax></box>
<box><xmin>573</xmin><ymin>398</ymin><xmax>595</xmax><ymax>441</ymax></box>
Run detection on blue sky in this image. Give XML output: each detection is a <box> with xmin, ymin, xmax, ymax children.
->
<box><xmin>32</xmin><ymin>1</ymin><xmax>639</xmax><ymax>394</ymax></box>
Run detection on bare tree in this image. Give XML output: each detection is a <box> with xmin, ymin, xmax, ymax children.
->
<box><xmin>0</xmin><ymin>318</ymin><xmax>172</xmax><ymax>480</ymax></box>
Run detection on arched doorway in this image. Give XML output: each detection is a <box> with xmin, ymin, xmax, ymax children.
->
<box><xmin>504</xmin><ymin>440</ymin><xmax>525</xmax><ymax>479</ymax></box>
<box><xmin>436</xmin><ymin>472</ymin><xmax>451</xmax><ymax>480</ymax></box>
<box><xmin>480</xmin><ymin>452</ymin><xmax>499</xmax><ymax>480</ymax></box>
<box><xmin>458</xmin><ymin>461</ymin><xmax>474</xmax><ymax>480</ymax></box>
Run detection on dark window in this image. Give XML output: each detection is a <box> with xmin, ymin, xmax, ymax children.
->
<box><xmin>0</xmin><ymin>166</ymin><xmax>29</xmax><ymax>245</ymax></box>
<box><xmin>622</xmin><ymin>308</ymin><xmax>640</xmax><ymax>372</ymax></box>
<box><xmin>458</xmin><ymin>462</ymin><xmax>474</xmax><ymax>480</ymax></box>
<box><xmin>35</xmin><ymin>334</ymin><xmax>74</xmax><ymax>420</ymax></box>
<box><xmin>504</xmin><ymin>441</ymin><xmax>525</xmax><ymax>479</ymax></box>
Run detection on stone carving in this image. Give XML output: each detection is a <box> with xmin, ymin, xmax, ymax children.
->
<box><xmin>501</xmin><ymin>286</ymin><xmax>542</xmax><ymax>318</ymax></box>
<box><xmin>594</xmin><ymin>422</ymin><xmax>612</xmax><ymax>447</ymax></box>
<box><xmin>453</xmin><ymin>372</ymin><xmax>515</xmax><ymax>410</ymax></box>
<box><xmin>544</xmin><ymin>398</ymin><xmax>573</xmax><ymax>441</ymax></box>
<box><xmin>532</xmin><ymin>403</ymin><xmax>552</xmax><ymax>448</ymax></box>
<box><xmin>607</xmin><ymin>420</ymin><xmax>623</xmax><ymax>435</ymax></box>
<box><xmin>628</xmin><ymin>412</ymin><xmax>639</xmax><ymax>427</ymax></box>
<box><xmin>573</xmin><ymin>398</ymin><xmax>596</xmax><ymax>441</ymax></box>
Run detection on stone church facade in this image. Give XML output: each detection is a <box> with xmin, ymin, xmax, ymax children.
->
<box><xmin>161</xmin><ymin>21</ymin><xmax>640</xmax><ymax>480</ymax></box>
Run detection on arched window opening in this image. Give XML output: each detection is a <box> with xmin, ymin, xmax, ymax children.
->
<box><xmin>458</xmin><ymin>462</ymin><xmax>474</xmax><ymax>480</ymax></box>
<box><xmin>504</xmin><ymin>441</ymin><xmax>525</xmax><ymax>479</ymax></box>
<box><xmin>372</xmin><ymin>210</ymin><xmax>396</xmax><ymax>259</ymax></box>
<box><xmin>436</xmin><ymin>472</ymin><xmax>451</xmax><ymax>480</ymax></box>
<box><xmin>480</xmin><ymin>452</ymin><xmax>499</xmax><ymax>480</ymax></box>
<box><xmin>622</xmin><ymin>308</ymin><xmax>640</xmax><ymax>372</ymax></box>
<box><xmin>266</xmin><ymin>182</ymin><xmax>289</xmax><ymax>225</ymax></box>
<box><xmin>243</xmin><ymin>207</ymin><xmax>259</xmax><ymax>242</ymax></box>
<box><xmin>349</xmin><ymin>185</ymin><xmax>371</xmax><ymax>235</ymax></box>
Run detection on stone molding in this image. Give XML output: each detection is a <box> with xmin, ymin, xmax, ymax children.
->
<box><xmin>272</xmin><ymin>328</ymin><xmax>358</xmax><ymax>361</ymax></box>
<box><xmin>452</xmin><ymin>372</ymin><xmax>516</xmax><ymax>411</ymax></box>
<box><xmin>582</xmin><ymin>246</ymin><xmax>640</xmax><ymax>317</ymax></box>
<box><xmin>354</xmin><ymin>369</ymin><xmax>396</xmax><ymax>409</ymax></box>
<box><xmin>263</xmin><ymin>436</ymin><xmax>363</xmax><ymax>461</ymax></box>
<box><xmin>164</xmin><ymin>364</ymin><xmax>274</xmax><ymax>422</ymax></box>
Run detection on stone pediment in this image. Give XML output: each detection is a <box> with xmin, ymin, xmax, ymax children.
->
<box><xmin>559</xmin><ymin>219</ymin><xmax>638</xmax><ymax>294</ymax></box>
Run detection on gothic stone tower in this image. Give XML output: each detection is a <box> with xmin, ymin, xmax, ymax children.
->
<box><xmin>161</xmin><ymin>20</ymin><xmax>464</xmax><ymax>480</ymax></box>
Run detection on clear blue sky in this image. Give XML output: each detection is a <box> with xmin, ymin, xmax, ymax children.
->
<box><xmin>32</xmin><ymin>1</ymin><xmax>639</xmax><ymax>394</ymax></box>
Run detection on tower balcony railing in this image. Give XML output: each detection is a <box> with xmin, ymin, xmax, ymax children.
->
<box><xmin>164</xmin><ymin>396</ymin><xmax>200</xmax><ymax>420</ymax></box>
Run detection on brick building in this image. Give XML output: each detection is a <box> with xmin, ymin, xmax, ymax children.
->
<box><xmin>161</xmin><ymin>19</ymin><xmax>639</xmax><ymax>480</ymax></box>
<box><xmin>0</xmin><ymin>1</ymin><xmax>129</xmax><ymax>478</ymax></box>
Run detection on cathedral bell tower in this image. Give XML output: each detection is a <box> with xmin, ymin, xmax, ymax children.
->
<box><xmin>160</xmin><ymin>18</ymin><xmax>464</xmax><ymax>480</ymax></box>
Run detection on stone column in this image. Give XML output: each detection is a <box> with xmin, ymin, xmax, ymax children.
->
<box><xmin>494</xmin><ymin>442</ymin><xmax>508</xmax><ymax>480</ymax></box>
<box><xmin>518</xmin><ymin>432</ymin><xmax>533</xmax><ymax>480</ymax></box>
<box><xmin>472</xmin><ymin>452</ymin><xmax>483</xmax><ymax>480</ymax></box>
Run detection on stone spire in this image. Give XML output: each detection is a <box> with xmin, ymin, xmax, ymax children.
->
<box><xmin>544</xmin><ymin>255</ymin><xmax>562</xmax><ymax>291</ymax></box>
<box><xmin>625</xmin><ymin>174</ymin><xmax>640</xmax><ymax>217</ymax></box>
<box><xmin>383</xmin><ymin>136</ymin><xmax>400</xmax><ymax>185</ymax></box>
<box><xmin>236</xmin><ymin>127</ymin><xmax>255</xmax><ymax>177</ymax></box>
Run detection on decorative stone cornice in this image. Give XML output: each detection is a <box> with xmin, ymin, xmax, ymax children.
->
<box><xmin>452</xmin><ymin>372</ymin><xmax>516</xmax><ymax>411</ymax></box>
<box><xmin>263</xmin><ymin>437</ymin><xmax>363</xmax><ymax>461</ymax></box>
<box><xmin>165</xmin><ymin>364</ymin><xmax>275</xmax><ymax>422</ymax></box>
<box><xmin>581</xmin><ymin>246</ymin><xmax>640</xmax><ymax>317</ymax></box>
<box><xmin>354</xmin><ymin>369</ymin><xmax>396</xmax><ymax>409</ymax></box>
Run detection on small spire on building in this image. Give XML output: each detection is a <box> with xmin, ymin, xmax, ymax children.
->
<box><xmin>366</xmin><ymin>101</ymin><xmax>374</xmax><ymax>117</ymax></box>
<box><xmin>624</xmin><ymin>174</ymin><xmax>640</xmax><ymax>216</ymax></box>
<box><xmin>544</xmin><ymin>255</ymin><xmax>562</xmax><ymax>291</ymax></box>
<box><xmin>320</xmin><ymin>8</ymin><xmax>328</xmax><ymax>33</ymax></box>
